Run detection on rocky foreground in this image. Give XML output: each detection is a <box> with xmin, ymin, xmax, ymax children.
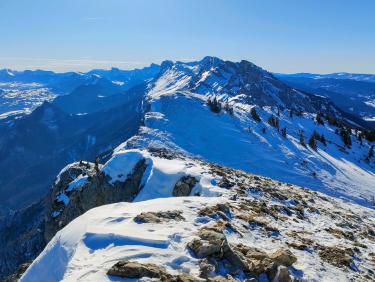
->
<box><xmin>18</xmin><ymin>148</ymin><xmax>375</xmax><ymax>282</ymax></box>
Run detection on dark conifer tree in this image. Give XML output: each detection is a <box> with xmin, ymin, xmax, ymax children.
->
<box><xmin>300</xmin><ymin>131</ymin><xmax>306</xmax><ymax>147</ymax></box>
<box><xmin>316</xmin><ymin>113</ymin><xmax>324</xmax><ymax>125</ymax></box>
<box><xmin>340</xmin><ymin>127</ymin><xmax>352</xmax><ymax>147</ymax></box>
<box><xmin>309</xmin><ymin>133</ymin><xmax>318</xmax><ymax>151</ymax></box>
<box><xmin>250</xmin><ymin>107</ymin><xmax>261</xmax><ymax>122</ymax></box>
<box><xmin>207</xmin><ymin>97</ymin><xmax>221</xmax><ymax>113</ymax></box>
<box><xmin>281</xmin><ymin>127</ymin><xmax>287</xmax><ymax>138</ymax></box>
<box><xmin>368</xmin><ymin>145</ymin><xmax>374</xmax><ymax>159</ymax></box>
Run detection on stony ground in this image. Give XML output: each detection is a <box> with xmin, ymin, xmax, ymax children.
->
<box><xmin>20</xmin><ymin>149</ymin><xmax>375</xmax><ymax>281</ymax></box>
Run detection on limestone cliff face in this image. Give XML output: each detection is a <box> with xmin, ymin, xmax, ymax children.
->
<box><xmin>44</xmin><ymin>159</ymin><xmax>147</xmax><ymax>242</ymax></box>
<box><xmin>1</xmin><ymin>158</ymin><xmax>148</xmax><ymax>280</ymax></box>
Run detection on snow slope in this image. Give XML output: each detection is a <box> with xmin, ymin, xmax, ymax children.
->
<box><xmin>124</xmin><ymin>60</ymin><xmax>375</xmax><ymax>207</ymax></box>
<box><xmin>21</xmin><ymin>149</ymin><xmax>375</xmax><ymax>282</ymax></box>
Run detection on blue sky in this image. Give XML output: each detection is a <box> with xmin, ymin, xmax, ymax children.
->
<box><xmin>0</xmin><ymin>0</ymin><xmax>374</xmax><ymax>73</ymax></box>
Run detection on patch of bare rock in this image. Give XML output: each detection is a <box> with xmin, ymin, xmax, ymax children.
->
<box><xmin>173</xmin><ymin>175</ymin><xmax>198</xmax><ymax>197</ymax></box>
<box><xmin>134</xmin><ymin>210</ymin><xmax>185</xmax><ymax>223</ymax></box>
<box><xmin>107</xmin><ymin>261</ymin><xmax>200</xmax><ymax>281</ymax></box>
<box><xmin>187</xmin><ymin>223</ymin><xmax>296</xmax><ymax>281</ymax></box>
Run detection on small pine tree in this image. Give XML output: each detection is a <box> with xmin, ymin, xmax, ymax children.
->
<box><xmin>309</xmin><ymin>133</ymin><xmax>318</xmax><ymax>151</ymax></box>
<box><xmin>262</xmin><ymin>127</ymin><xmax>266</xmax><ymax>134</ymax></box>
<box><xmin>368</xmin><ymin>145</ymin><xmax>374</xmax><ymax>159</ymax></box>
<box><xmin>316</xmin><ymin>113</ymin><xmax>324</xmax><ymax>125</ymax></box>
<box><xmin>281</xmin><ymin>127</ymin><xmax>287</xmax><ymax>138</ymax></box>
<box><xmin>277</xmin><ymin>107</ymin><xmax>280</xmax><ymax>117</ymax></box>
<box><xmin>340</xmin><ymin>127</ymin><xmax>352</xmax><ymax>147</ymax></box>
<box><xmin>300</xmin><ymin>131</ymin><xmax>306</xmax><ymax>147</ymax></box>
<box><xmin>250</xmin><ymin>107</ymin><xmax>261</xmax><ymax>122</ymax></box>
<box><xmin>268</xmin><ymin>115</ymin><xmax>280</xmax><ymax>130</ymax></box>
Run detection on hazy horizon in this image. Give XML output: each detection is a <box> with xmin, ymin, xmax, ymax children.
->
<box><xmin>1</xmin><ymin>57</ymin><xmax>375</xmax><ymax>76</ymax></box>
<box><xmin>1</xmin><ymin>0</ymin><xmax>374</xmax><ymax>73</ymax></box>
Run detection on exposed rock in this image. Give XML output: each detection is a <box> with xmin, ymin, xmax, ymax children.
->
<box><xmin>227</xmin><ymin>243</ymin><xmax>273</xmax><ymax>274</ymax></box>
<box><xmin>318</xmin><ymin>246</ymin><xmax>354</xmax><ymax>269</ymax></box>
<box><xmin>209</xmin><ymin>275</ymin><xmax>238</xmax><ymax>281</ymax></box>
<box><xmin>134</xmin><ymin>210</ymin><xmax>185</xmax><ymax>223</ymax></box>
<box><xmin>188</xmin><ymin>226</ymin><xmax>229</xmax><ymax>258</ymax></box>
<box><xmin>175</xmin><ymin>273</ymin><xmax>202</xmax><ymax>282</ymax></box>
<box><xmin>285</xmin><ymin>230</ymin><xmax>314</xmax><ymax>250</ymax></box>
<box><xmin>107</xmin><ymin>260</ymin><xmax>201</xmax><ymax>281</ymax></box>
<box><xmin>273</xmin><ymin>265</ymin><xmax>293</xmax><ymax>282</ymax></box>
<box><xmin>3</xmin><ymin>262</ymin><xmax>31</xmax><ymax>282</ymax></box>
<box><xmin>45</xmin><ymin>158</ymin><xmax>147</xmax><ymax>242</ymax></box>
<box><xmin>107</xmin><ymin>261</ymin><xmax>166</xmax><ymax>279</ymax></box>
<box><xmin>173</xmin><ymin>175</ymin><xmax>198</xmax><ymax>196</ymax></box>
<box><xmin>325</xmin><ymin>227</ymin><xmax>355</xmax><ymax>241</ymax></box>
<box><xmin>269</xmin><ymin>249</ymin><xmax>297</xmax><ymax>267</ymax></box>
<box><xmin>217</xmin><ymin>177</ymin><xmax>235</xmax><ymax>189</ymax></box>
<box><xmin>199</xmin><ymin>202</ymin><xmax>232</xmax><ymax>220</ymax></box>
<box><xmin>188</xmin><ymin>225</ymin><xmax>296</xmax><ymax>280</ymax></box>
<box><xmin>148</xmin><ymin>147</ymin><xmax>186</xmax><ymax>160</ymax></box>
<box><xmin>199</xmin><ymin>259</ymin><xmax>216</xmax><ymax>278</ymax></box>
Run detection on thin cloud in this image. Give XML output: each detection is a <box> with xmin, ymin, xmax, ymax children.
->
<box><xmin>0</xmin><ymin>57</ymin><xmax>149</xmax><ymax>72</ymax></box>
<box><xmin>81</xmin><ymin>17</ymin><xmax>108</xmax><ymax>22</ymax></box>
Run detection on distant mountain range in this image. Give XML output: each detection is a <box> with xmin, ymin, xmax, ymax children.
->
<box><xmin>276</xmin><ymin>72</ymin><xmax>375</xmax><ymax>82</ymax></box>
<box><xmin>275</xmin><ymin>72</ymin><xmax>375</xmax><ymax>126</ymax></box>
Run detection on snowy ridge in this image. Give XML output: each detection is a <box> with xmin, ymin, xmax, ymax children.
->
<box><xmin>21</xmin><ymin>149</ymin><xmax>375</xmax><ymax>282</ymax></box>
<box><xmin>128</xmin><ymin>86</ymin><xmax>375</xmax><ymax>207</ymax></box>
<box><xmin>147</xmin><ymin>57</ymin><xmax>339</xmax><ymax>117</ymax></box>
<box><xmin>16</xmin><ymin>57</ymin><xmax>375</xmax><ymax>282</ymax></box>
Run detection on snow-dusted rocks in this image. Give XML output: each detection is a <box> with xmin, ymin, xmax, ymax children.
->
<box><xmin>45</xmin><ymin>156</ymin><xmax>147</xmax><ymax>242</ymax></box>
<box><xmin>21</xmin><ymin>148</ymin><xmax>375</xmax><ymax>282</ymax></box>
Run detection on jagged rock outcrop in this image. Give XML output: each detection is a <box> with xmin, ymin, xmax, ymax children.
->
<box><xmin>173</xmin><ymin>175</ymin><xmax>198</xmax><ymax>197</ymax></box>
<box><xmin>44</xmin><ymin>159</ymin><xmax>147</xmax><ymax>241</ymax></box>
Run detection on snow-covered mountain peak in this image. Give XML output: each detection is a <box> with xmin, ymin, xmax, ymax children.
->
<box><xmin>148</xmin><ymin>57</ymin><xmax>338</xmax><ymax>116</ymax></box>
